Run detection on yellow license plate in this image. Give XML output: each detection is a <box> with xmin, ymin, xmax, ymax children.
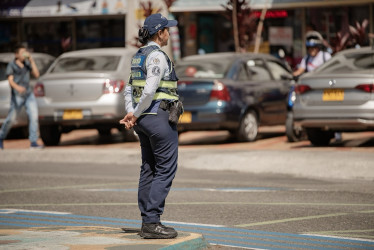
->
<box><xmin>179</xmin><ymin>112</ymin><xmax>192</xmax><ymax>123</ymax></box>
<box><xmin>323</xmin><ymin>89</ymin><xmax>344</xmax><ymax>101</ymax></box>
<box><xmin>63</xmin><ymin>110</ymin><xmax>83</xmax><ymax>120</ymax></box>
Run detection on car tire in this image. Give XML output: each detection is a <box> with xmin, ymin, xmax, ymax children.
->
<box><xmin>237</xmin><ymin>111</ymin><xmax>258</xmax><ymax>142</ymax></box>
<box><xmin>306</xmin><ymin>128</ymin><xmax>334</xmax><ymax>146</ymax></box>
<box><xmin>285</xmin><ymin>112</ymin><xmax>304</xmax><ymax>142</ymax></box>
<box><xmin>40</xmin><ymin>125</ymin><xmax>61</xmax><ymax>146</ymax></box>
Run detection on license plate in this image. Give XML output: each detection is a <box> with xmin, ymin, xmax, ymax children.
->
<box><xmin>179</xmin><ymin>112</ymin><xmax>192</xmax><ymax>123</ymax></box>
<box><xmin>323</xmin><ymin>89</ymin><xmax>344</xmax><ymax>101</ymax></box>
<box><xmin>63</xmin><ymin>110</ymin><xmax>83</xmax><ymax>120</ymax></box>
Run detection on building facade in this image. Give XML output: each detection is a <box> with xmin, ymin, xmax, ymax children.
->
<box><xmin>0</xmin><ymin>0</ymin><xmax>373</xmax><ymax>69</ymax></box>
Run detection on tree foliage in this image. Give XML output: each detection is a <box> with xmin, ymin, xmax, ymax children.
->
<box><xmin>222</xmin><ymin>0</ymin><xmax>257</xmax><ymax>51</ymax></box>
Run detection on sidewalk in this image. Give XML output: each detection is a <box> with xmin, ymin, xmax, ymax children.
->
<box><xmin>0</xmin><ymin>226</ymin><xmax>209</xmax><ymax>249</ymax></box>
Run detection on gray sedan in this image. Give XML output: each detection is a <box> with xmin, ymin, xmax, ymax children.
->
<box><xmin>0</xmin><ymin>52</ymin><xmax>55</xmax><ymax>137</ymax></box>
<box><xmin>293</xmin><ymin>47</ymin><xmax>374</xmax><ymax>146</ymax></box>
<box><xmin>35</xmin><ymin>48</ymin><xmax>136</xmax><ymax>146</ymax></box>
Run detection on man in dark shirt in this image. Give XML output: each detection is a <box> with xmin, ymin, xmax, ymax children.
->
<box><xmin>0</xmin><ymin>44</ymin><xmax>43</xmax><ymax>149</ymax></box>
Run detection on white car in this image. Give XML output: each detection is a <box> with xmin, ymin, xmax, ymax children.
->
<box><xmin>35</xmin><ymin>48</ymin><xmax>137</xmax><ymax>146</ymax></box>
<box><xmin>0</xmin><ymin>52</ymin><xmax>55</xmax><ymax>138</ymax></box>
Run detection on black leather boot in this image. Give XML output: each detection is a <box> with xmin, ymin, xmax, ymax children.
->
<box><xmin>140</xmin><ymin>223</ymin><xmax>178</xmax><ymax>239</ymax></box>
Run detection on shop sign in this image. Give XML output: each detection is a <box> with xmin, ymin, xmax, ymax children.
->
<box><xmin>269</xmin><ymin>27</ymin><xmax>293</xmax><ymax>46</ymax></box>
<box><xmin>2</xmin><ymin>0</ymin><xmax>127</xmax><ymax>17</ymax></box>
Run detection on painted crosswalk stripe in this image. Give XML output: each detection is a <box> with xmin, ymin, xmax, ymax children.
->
<box><xmin>0</xmin><ymin>209</ymin><xmax>373</xmax><ymax>250</ymax></box>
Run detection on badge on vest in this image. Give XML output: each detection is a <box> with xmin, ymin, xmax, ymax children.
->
<box><xmin>152</xmin><ymin>66</ymin><xmax>160</xmax><ymax>76</ymax></box>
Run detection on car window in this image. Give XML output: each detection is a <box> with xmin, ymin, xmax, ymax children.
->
<box><xmin>317</xmin><ymin>51</ymin><xmax>374</xmax><ymax>73</ymax></box>
<box><xmin>0</xmin><ymin>62</ymin><xmax>7</xmax><ymax>81</ymax></box>
<box><xmin>247</xmin><ymin>59</ymin><xmax>272</xmax><ymax>81</ymax></box>
<box><xmin>32</xmin><ymin>57</ymin><xmax>55</xmax><ymax>78</ymax></box>
<box><xmin>50</xmin><ymin>56</ymin><xmax>120</xmax><ymax>73</ymax></box>
<box><xmin>237</xmin><ymin>63</ymin><xmax>250</xmax><ymax>81</ymax></box>
<box><xmin>175</xmin><ymin>58</ymin><xmax>232</xmax><ymax>79</ymax></box>
<box><xmin>266</xmin><ymin>60</ymin><xmax>291</xmax><ymax>80</ymax></box>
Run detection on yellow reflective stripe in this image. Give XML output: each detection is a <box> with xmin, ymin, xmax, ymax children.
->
<box><xmin>159</xmin><ymin>81</ymin><xmax>177</xmax><ymax>88</ymax></box>
<box><xmin>133</xmin><ymin>92</ymin><xmax>178</xmax><ymax>103</ymax></box>
<box><xmin>131</xmin><ymin>80</ymin><xmax>177</xmax><ymax>88</ymax></box>
<box><xmin>154</xmin><ymin>92</ymin><xmax>178</xmax><ymax>100</ymax></box>
<box><xmin>131</xmin><ymin>80</ymin><xmax>146</xmax><ymax>87</ymax></box>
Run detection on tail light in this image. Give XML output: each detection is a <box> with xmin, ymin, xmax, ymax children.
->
<box><xmin>103</xmin><ymin>79</ymin><xmax>125</xmax><ymax>94</ymax></box>
<box><xmin>210</xmin><ymin>80</ymin><xmax>230</xmax><ymax>101</ymax></box>
<box><xmin>34</xmin><ymin>82</ymin><xmax>45</xmax><ymax>97</ymax></box>
<box><xmin>295</xmin><ymin>84</ymin><xmax>311</xmax><ymax>94</ymax></box>
<box><xmin>355</xmin><ymin>84</ymin><xmax>374</xmax><ymax>93</ymax></box>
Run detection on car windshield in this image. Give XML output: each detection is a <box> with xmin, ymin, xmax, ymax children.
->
<box><xmin>0</xmin><ymin>62</ymin><xmax>7</xmax><ymax>81</ymax></box>
<box><xmin>50</xmin><ymin>56</ymin><xmax>120</xmax><ymax>73</ymax></box>
<box><xmin>176</xmin><ymin>58</ymin><xmax>232</xmax><ymax>79</ymax></box>
<box><xmin>317</xmin><ymin>50</ymin><xmax>374</xmax><ymax>73</ymax></box>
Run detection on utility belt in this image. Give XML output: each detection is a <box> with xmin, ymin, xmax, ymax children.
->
<box><xmin>159</xmin><ymin>100</ymin><xmax>184</xmax><ymax>125</ymax></box>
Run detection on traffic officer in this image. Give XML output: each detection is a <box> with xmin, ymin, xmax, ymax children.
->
<box><xmin>120</xmin><ymin>13</ymin><xmax>180</xmax><ymax>239</ymax></box>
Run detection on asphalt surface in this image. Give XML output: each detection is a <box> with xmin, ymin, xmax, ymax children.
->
<box><xmin>1</xmin><ymin>129</ymin><xmax>374</xmax><ymax>249</ymax></box>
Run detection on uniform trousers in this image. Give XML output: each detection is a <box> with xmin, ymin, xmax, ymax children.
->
<box><xmin>133</xmin><ymin>107</ymin><xmax>178</xmax><ymax>224</ymax></box>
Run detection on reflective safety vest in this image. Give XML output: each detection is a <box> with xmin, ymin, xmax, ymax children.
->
<box><xmin>129</xmin><ymin>45</ymin><xmax>179</xmax><ymax>115</ymax></box>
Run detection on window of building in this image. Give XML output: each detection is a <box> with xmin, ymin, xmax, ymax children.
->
<box><xmin>24</xmin><ymin>20</ymin><xmax>72</xmax><ymax>56</ymax></box>
<box><xmin>76</xmin><ymin>18</ymin><xmax>124</xmax><ymax>50</ymax></box>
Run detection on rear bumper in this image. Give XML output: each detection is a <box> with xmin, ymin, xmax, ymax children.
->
<box><xmin>294</xmin><ymin>118</ymin><xmax>374</xmax><ymax>130</ymax></box>
<box><xmin>177</xmin><ymin>104</ymin><xmax>239</xmax><ymax>131</ymax></box>
<box><xmin>36</xmin><ymin>94</ymin><xmax>124</xmax><ymax>126</ymax></box>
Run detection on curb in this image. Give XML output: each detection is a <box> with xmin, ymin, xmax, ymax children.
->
<box><xmin>0</xmin><ymin>226</ymin><xmax>209</xmax><ymax>249</ymax></box>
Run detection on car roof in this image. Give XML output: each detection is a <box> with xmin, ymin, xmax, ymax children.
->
<box><xmin>58</xmin><ymin>47</ymin><xmax>137</xmax><ymax>58</ymax></box>
<box><xmin>180</xmin><ymin>52</ymin><xmax>277</xmax><ymax>62</ymax></box>
<box><xmin>335</xmin><ymin>46</ymin><xmax>373</xmax><ymax>56</ymax></box>
<box><xmin>0</xmin><ymin>52</ymin><xmax>54</xmax><ymax>62</ymax></box>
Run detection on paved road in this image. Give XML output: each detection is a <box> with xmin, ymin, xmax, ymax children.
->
<box><xmin>1</xmin><ymin>128</ymin><xmax>374</xmax><ymax>249</ymax></box>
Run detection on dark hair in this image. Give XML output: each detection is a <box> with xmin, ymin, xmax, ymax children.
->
<box><xmin>138</xmin><ymin>27</ymin><xmax>150</xmax><ymax>44</ymax></box>
<box><xmin>138</xmin><ymin>27</ymin><xmax>167</xmax><ymax>44</ymax></box>
<box><xmin>14</xmin><ymin>44</ymin><xmax>26</xmax><ymax>54</ymax></box>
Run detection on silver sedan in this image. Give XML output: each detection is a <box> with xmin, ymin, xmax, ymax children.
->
<box><xmin>293</xmin><ymin>47</ymin><xmax>374</xmax><ymax>146</ymax></box>
<box><xmin>35</xmin><ymin>48</ymin><xmax>136</xmax><ymax>146</ymax></box>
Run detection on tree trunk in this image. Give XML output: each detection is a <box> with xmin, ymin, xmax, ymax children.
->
<box><xmin>232</xmin><ymin>0</ymin><xmax>240</xmax><ymax>52</ymax></box>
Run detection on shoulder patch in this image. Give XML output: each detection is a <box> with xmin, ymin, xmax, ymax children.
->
<box><xmin>152</xmin><ymin>66</ymin><xmax>160</xmax><ymax>76</ymax></box>
<box><xmin>153</xmin><ymin>57</ymin><xmax>160</xmax><ymax>65</ymax></box>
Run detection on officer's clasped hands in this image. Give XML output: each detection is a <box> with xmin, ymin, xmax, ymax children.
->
<box><xmin>119</xmin><ymin>112</ymin><xmax>137</xmax><ymax>130</ymax></box>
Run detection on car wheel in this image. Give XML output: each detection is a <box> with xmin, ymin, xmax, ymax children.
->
<box><xmin>285</xmin><ymin>112</ymin><xmax>304</xmax><ymax>142</ymax></box>
<box><xmin>40</xmin><ymin>125</ymin><xmax>61</xmax><ymax>146</ymax></box>
<box><xmin>237</xmin><ymin>111</ymin><xmax>258</xmax><ymax>142</ymax></box>
<box><xmin>306</xmin><ymin>128</ymin><xmax>334</xmax><ymax>146</ymax></box>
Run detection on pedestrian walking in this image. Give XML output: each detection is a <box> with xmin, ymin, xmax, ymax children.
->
<box><xmin>120</xmin><ymin>13</ymin><xmax>182</xmax><ymax>239</ymax></box>
<box><xmin>0</xmin><ymin>44</ymin><xmax>43</xmax><ymax>149</ymax></box>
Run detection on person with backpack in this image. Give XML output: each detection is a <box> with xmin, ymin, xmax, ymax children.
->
<box><xmin>293</xmin><ymin>31</ymin><xmax>331</xmax><ymax>77</ymax></box>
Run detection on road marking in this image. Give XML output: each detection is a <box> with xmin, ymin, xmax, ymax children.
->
<box><xmin>1</xmin><ymin>202</ymin><xmax>374</xmax><ymax>208</ymax></box>
<box><xmin>236</xmin><ymin>212</ymin><xmax>350</xmax><ymax>227</ymax></box>
<box><xmin>236</xmin><ymin>210</ymin><xmax>374</xmax><ymax>228</ymax></box>
<box><xmin>1</xmin><ymin>209</ymin><xmax>373</xmax><ymax>250</ymax></box>
<box><xmin>0</xmin><ymin>182</ymin><xmax>130</xmax><ymax>193</ymax></box>
<box><xmin>83</xmin><ymin>187</ymin><xmax>285</xmax><ymax>192</ymax></box>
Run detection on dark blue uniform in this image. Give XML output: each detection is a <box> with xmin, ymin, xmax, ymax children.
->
<box><xmin>124</xmin><ymin>42</ymin><xmax>179</xmax><ymax>224</ymax></box>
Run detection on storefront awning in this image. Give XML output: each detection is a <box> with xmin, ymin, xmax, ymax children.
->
<box><xmin>170</xmin><ymin>0</ymin><xmax>374</xmax><ymax>12</ymax></box>
<box><xmin>1</xmin><ymin>0</ymin><xmax>127</xmax><ymax>17</ymax></box>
